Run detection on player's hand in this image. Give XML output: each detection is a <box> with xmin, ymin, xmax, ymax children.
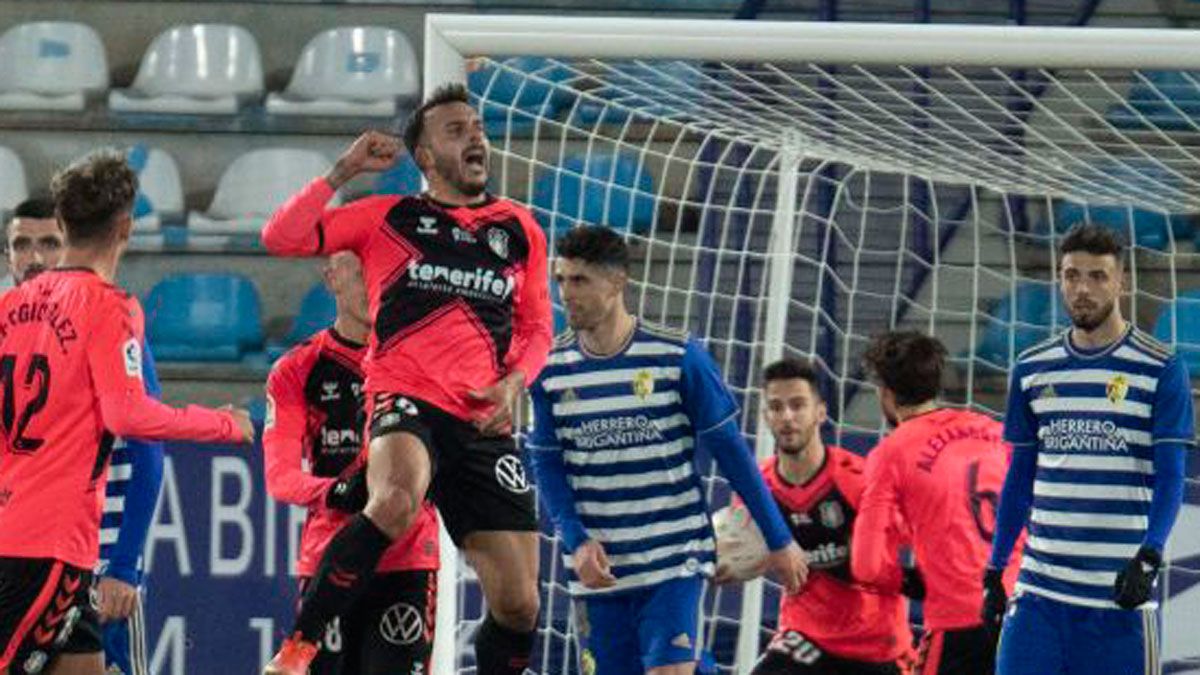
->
<box><xmin>327</xmin><ymin>131</ymin><xmax>401</xmax><ymax>189</ymax></box>
<box><xmin>901</xmin><ymin>566</ymin><xmax>926</xmax><ymax>600</ymax></box>
<box><xmin>981</xmin><ymin>567</ymin><xmax>1008</xmax><ymax>634</ymax></box>
<box><xmin>1114</xmin><ymin>546</ymin><xmax>1162</xmax><ymax>610</ymax></box>
<box><xmin>468</xmin><ymin>371</ymin><xmax>525</xmax><ymax>436</ymax></box>
<box><xmin>764</xmin><ymin>542</ymin><xmax>808</xmax><ymax>594</ymax></box>
<box><xmin>96</xmin><ymin>576</ymin><xmax>138</xmax><ymax>623</ymax></box>
<box><xmin>221</xmin><ymin>406</ymin><xmax>256</xmax><ymax>444</ymax></box>
<box><xmin>326</xmin><ymin>465</ymin><xmax>369</xmax><ymax>513</ymax></box>
<box><xmin>572</xmin><ymin>539</ymin><xmax>617</xmax><ymax>590</ymax></box>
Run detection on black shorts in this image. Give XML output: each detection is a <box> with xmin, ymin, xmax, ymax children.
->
<box><xmin>0</xmin><ymin>557</ymin><xmax>101</xmax><ymax>674</ymax></box>
<box><xmin>302</xmin><ymin>570</ymin><xmax>436</xmax><ymax>675</ymax></box>
<box><xmin>368</xmin><ymin>393</ymin><xmax>537</xmax><ymax>545</ymax></box>
<box><xmin>915</xmin><ymin>625</ymin><xmax>995</xmax><ymax>675</ymax></box>
<box><xmin>751</xmin><ymin>631</ymin><xmax>904</xmax><ymax>675</ymax></box>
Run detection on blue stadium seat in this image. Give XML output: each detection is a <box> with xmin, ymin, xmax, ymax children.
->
<box><xmin>468</xmin><ymin>57</ymin><xmax>571</xmax><ymax>135</ymax></box>
<box><xmin>1051</xmin><ymin>200</ymin><xmax>1188</xmax><ymax>251</ymax></box>
<box><xmin>144</xmin><ymin>273</ymin><xmax>264</xmax><ymax>361</ymax></box>
<box><xmin>571</xmin><ymin>60</ymin><xmax>703</xmax><ymax>126</ymax></box>
<box><xmin>373</xmin><ymin>155</ymin><xmax>423</xmax><ymax>196</ymax></box>
<box><xmin>974</xmin><ymin>281</ymin><xmax>1068</xmax><ymax>368</ymax></box>
<box><xmin>550</xmin><ymin>281</ymin><xmax>568</xmax><ymax>335</ymax></box>
<box><xmin>1106</xmin><ymin>71</ymin><xmax>1200</xmax><ymax>131</ymax></box>
<box><xmin>1152</xmin><ymin>289</ymin><xmax>1200</xmax><ymax>374</ymax></box>
<box><xmin>531</xmin><ymin>152</ymin><xmax>656</xmax><ymax>236</ymax></box>
<box><xmin>286</xmin><ymin>283</ymin><xmax>338</xmax><ymax>346</ymax></box>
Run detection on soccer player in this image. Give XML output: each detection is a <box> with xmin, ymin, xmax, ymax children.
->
<box><xmin>983</xmin><ymin>224</ymin><xmax>1192</xmax><ymax>675</ymax></box>
<box><xmin>853</xmin><ymin>331</ymin><xmax>1018</xmax><ymax>675</ymax></box>
<box><xmin>0</xmin><ymin>151</ymin><xmax>254</xmax><ymax>675</ymax></box>
<box><xmin>747</xmin><ymin>358</ymin><xmax>915</xmax><ymax>675</ymax></box>
<box><xmin>95</xmin><ymin>342</ymin><xmax>164</xmax><ymax>675</ymax></box>
<box><xmin>261</xmin><ymin>83</ymin><xmax>552</xmax><ymax>675</ymax></box>
<box><xmin>526</xmin><ymin>226</ymin><xmax>808</xmax><ymax>675</ymax></box>
<box><xmin>3</xmin><ymin>197</ymin><xmax>63</xmax><ymax>289</ymax></box>
<box><xmin>264</xmin><ymin>252</ymin><xmax>439</xmax><ymax>674</ymax></box>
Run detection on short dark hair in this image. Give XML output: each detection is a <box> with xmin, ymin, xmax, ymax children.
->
<box><xmin>862</xmin><ymin>330</ymin><xmax>947</xmax><ymax>407</ymax></box>
<box><xmin>556</xmin><ymin>225</ymin><xmax>629</xmax><ymax>271</ymax></box>
<box><xmin>50</xmin><ymin>150</ymin><xmax>137</xmax><ymax>247</ymax></box>
<box><xmin>1060</xmin><ymin>224</ymin><xmax>1124</xmax><ymax>265</ymax></box>
<box><xmin>762</xmin><ymin>357</ymin><xmax>823</xmax><ymax>401</ymax></box>
<box><xmin>402</xmin><ymin>83</ymin><xmax>471</xmax><ymax>159</ymax></box>
<box><xmin>12</xmin><ymin>197</ymin><xmax>55</xmax><ymax>221</ymax></box>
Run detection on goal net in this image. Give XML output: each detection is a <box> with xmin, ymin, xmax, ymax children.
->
<box><xmin>425</xmin><ymin>16</ymin><xmax>1200</xmax><ymax>675</ymax></box>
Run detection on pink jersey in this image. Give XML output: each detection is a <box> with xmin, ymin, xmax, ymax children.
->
<box><xmin>0</xmin><ymin>269</ymin><xmax>240</xmax><ymax>568</ymax></box>
<box><xmin>853</xmin><ymin>408</ymin><xmax>1021</xmax><ymax>631</ymax></box>
<box><xmin>264</xmin><ymin>328</ymin><xmax>438</xmax><ymax>576</ymax></box>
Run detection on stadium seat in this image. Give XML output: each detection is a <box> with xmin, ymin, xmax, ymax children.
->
<box><xmin>0</xmin><ymin>22</ymin><xmax>108</xmax><ymax>112</ymax></box>
<box><xmin>1106</xmin><ymin>71</ymin><xmax>1200</xmax><ymax>131</ymax></box>
<box><xmin>188</xmin><ymin>148</ymin><xmax>335</xmax><ymax>233</ymax></box>
<box><xmin>373</xmin><ymin>155</ymin><xmax>423</xmax><ymax>195</ymax></box>
<box><xmin>1152</xmin><ymin>289</ymin><xmax>1200</xmax><ymax>374</ymax></box>
<box><xmin>266</xmin><ymin>26</ymin><xmax>419</xmax><ymax>117</ymax></box>
<box><xmin>468</xmin><ymin>57</ymin><xmax>572</xmax><ymax>135</ymax></box>
<box><xmin>1052</xmin><ymin>200</ymin><xmax>1187</xmax><ymax>251</ymax></box>
<box><xmin>144</xmin><ymin>273</ymin><xmax>264</xmax><ymax>361</ymax></box>
<box><xmin>572</xmin><ymin>60</ymin><xmax>703</xmax><ymax>126</ymax></box>
<box><xmin>109</xmin><ymin>24</ymin><xmax>263</xmax><ymax>114</ymax></box>
<box><xmin>974</xmin><ymin>281</ymin><xmax>1068</xmax><ymax>368</ymax></box>
<box><xmin>284</xmin><ymin>282</ymin><xmax>337</xmax><ymax>346</ymax></box>
<box><xmin>531</xmin><ymin>152</ymin><xmax>656</xmax><ymax>235</ymax></box>
<box><xmin>127</xmin><ymin>144</ymin><xmax>184</xmax><ymax>230</ymax></box>
<box><xmin>0</xmin><ymin>146</ymin><xmax>28</xmax><ymax>217</ymax></box>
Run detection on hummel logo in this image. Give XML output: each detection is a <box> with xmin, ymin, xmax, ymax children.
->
<box><xmin>670</xmin><ymin>633</ymin><xmax>692</xmax><ymax>649</ymax></box>
<box><xmin>416</xmin><ymin>217</ymin><xmax>438</xmax><ymax>235</ymax></box>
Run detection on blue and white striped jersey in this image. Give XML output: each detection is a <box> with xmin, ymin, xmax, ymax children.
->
<box><xmin>1004</xmin><ymin>326</ymin><xmax>1195</xmax><ymax>608</ymax></box>
<box><xmin>527</xmin><ymin>322</ymin><xmax>739</xmax><ymax>595</ymax></box>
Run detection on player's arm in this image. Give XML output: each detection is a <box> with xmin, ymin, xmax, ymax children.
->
<box><xmin>851</xmin><ymin>441</ymin><xmax>906</xmax><ymax>592</ymax></box>
<box><xmin>504</xmin><ymin>214</ymin><xmax>554</xmax><ymax>386</ymax></box>
<box><xmin>988</xmin><ymin>366</ymin><xmax>1039</xmax><ymax>573</ymax></box>
<box><xmin>524</xmin><ymin>380</ymin><xmax>588</xmax><ymax>552</ymax></box>
<box><xmin>681</xmin><ymin>339</ymin><xmax>792</xmax><ymax>552</ymax></box>
<box><xmin>261</xmin><ymin>131</ymin><xmax>398</xmax><ymax>256</ymax></box>
<box><xmin>262</xmin><ymin>355</ymin><xmax>336</xmax><ymax>507</ymax></box>
<box><xmin>89</xmin><ymin>297</ymin><xmax>248</xmax><ymax>444</ymax></box>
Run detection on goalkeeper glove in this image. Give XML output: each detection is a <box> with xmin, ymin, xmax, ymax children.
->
<box><xmin>901</xmin><ymin>566</ymin><xmax>925</xmax><ymax>600</ymax></box>
<box><xmin>980</xmin><ymin>567</ymin><xmax>1008</xmax><ymax>634</ymax></box>
<box><xmin>1113</xmin><ymin>546</ymin><xmax>1161</xmax><ymax>610</ymax></box>
<box><xmin>325</xmin><ymin>467</ymin><xmax>368</xmax><ymax>513</ymax></box>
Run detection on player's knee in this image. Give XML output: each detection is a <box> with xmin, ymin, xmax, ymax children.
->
<box><xmin>363</xmin><ymin>486</ymin><xmax>419</xmax><ymax>539</ymax></box>
<box><xmin>488</xmin><ymin>586</ymin><xmax>540</xmax><ymax>632</ymax></box>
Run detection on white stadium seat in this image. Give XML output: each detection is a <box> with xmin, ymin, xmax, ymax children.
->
<box><xmin>109</xmin><ymin>24</ymin><xmax>263</xmax><ymax>115</ymax></box>
<box><xmin>266</xmin><ymin>26</ymin><xmax>419</xmax><ymax>117</ymax></box>
<box><xmin>128</xmin><ymin>145</ymin><xmax>185</xmax><ymax>231</ymax></box>
<box><xmin>187</xmin><ymin>148</ymin><xmax>337</xmax><ymax>233</ymax></box>
<box><xmin>0</xmin><ymin>22</ymin><xmax>108</xmax><ymax>112</ymax></box>
<box><xmin>0</xmin><ymin>147</ymin><xmax>28</xmax><ymax>217</ymax></box>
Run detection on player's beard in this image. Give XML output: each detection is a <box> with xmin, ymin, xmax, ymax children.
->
<box><xmin>434</xmin><ymin>152</ymin><xmax>487</xmax><ymax>198</ymax></box>
<box><xmin>18</xmin><ymin>264</ymin><xmax>44</xmax><ymax>283</ymax></box>
<box><xmin>1069</xmin><ymin>298</ymin><xmax>1115</xmax><ymax>332</ymax></box>
<box><xmin>775</xmin><ymin>424</ymin><xmax>814</xmax><ymax>457</ymax></box>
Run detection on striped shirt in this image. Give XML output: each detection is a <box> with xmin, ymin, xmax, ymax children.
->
<box><xmin>527</xmin><ymin>322</ymin><xmax>739</xmax><ymax>595</ymax></box>
<box><xmin>1004</xmin><ymin>326</ymin><xmax>1195</xmax><ymax>608</ymax></box>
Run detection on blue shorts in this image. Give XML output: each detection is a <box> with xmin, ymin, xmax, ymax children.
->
<box><xmin>101</xmin><ymin>593</ymin><xmax>149</xmax><ymax>675</ymax></box>
<box><xmin>997</xmin><ymin>592</ymin><xmax>1160</xmax><ymax>675</ymax></box>
<box><xmin>576</xmin><ymin>576</ymin><xmax>705</xmax><ymax>675</ymax></box>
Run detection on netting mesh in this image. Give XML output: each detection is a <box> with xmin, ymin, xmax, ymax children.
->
<box><xmin>450</xmin><ymin>54</ymin><xmax>1200</xmax><ymax>674</ymax></box>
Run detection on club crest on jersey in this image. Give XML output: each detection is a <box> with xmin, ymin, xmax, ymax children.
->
<box><xmin>487</xmin><ymin>227</ymin><xmax>510</xmax><ymax>259</ymax></box>
<box><xmin>560</xmin><ymin>388</ymin><xmax>578</xmax><ymax>403</ymax></box>
<box><xmin>417</xmin><ymin>216</ymin><xmax>438</xmax><ymax>235</ymax></box>
<box><xmin>1038</xmin><ymin>384</ymin><xmax>1057</xmax><ymax>401</ymax></box>
<box><xmin>632</xmin><ymin>370</ymin><xmax>655</xmax><ymax>399</ymax></box>
<box><xmin>1107</xmin><ymin>374</ymin><xmax>1129</xmax><ymax>405</ymax></box>
<box><xmin>818</xmin><ymin>500</ymin><xmax>844</xmax><ymax>529</ymax></box>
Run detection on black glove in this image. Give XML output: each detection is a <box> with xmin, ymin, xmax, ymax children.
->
<box><xmin>325</xmin><ymin>466</ymin><xmax>368</xmax><ymax>513</ymax></box>
<box><xmin>901</xmin><ymin>566</ymin><xmax>925</xmax><ymax>600</ymax></box>
<box><xmin>1114</xmin><ymin>546</ymin><xmax>1162</xmax><ymax>610</ymax></box>
<box><xmin>981</xmin><ymin>567</ymin><xmax>1008</xmax><ymax>633</ymax></box>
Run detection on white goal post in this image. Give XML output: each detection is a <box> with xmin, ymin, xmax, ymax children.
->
<box><xmin>424</xmin><ymin>15</ymin><xmax>1200</xmax><ymax>675</ymax></box>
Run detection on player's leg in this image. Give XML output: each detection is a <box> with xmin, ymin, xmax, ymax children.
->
<box><xmin>0</xmin><ymin>560</ymin><xmax>100</xmax><ymax>675</ymax></box>
<box><xmin>1065</xmin><ymin>605</ymin><xmax>1156</xmax><ymax>675</ymax></box>
<box><xmin>577</xmin><ymin>596</ymin><xmax>643</xmax><ymax>675</ymax></box>
<box><xmin>638</xmin><ymin>577</ymin><xmax>705</xmax><ymax>675</ymax></box>
<box><xmin>916</xmin><ymin>626</ymin><xmax>1000</xmax><ymax>675</ymax></box>
<box><xmin>354</xmin><ymin>570</ymin><xmax>436</xmax><ymax>675</ymax></box>
<box><xmin>995</xmin><ymin>594</ymin><xmax>1067</xmax><ymax>675</ymax></box>
<box><xmin>435</xmin><ymin>420</ymin><xmax>539</xmax><ymax>675</ymax></box>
